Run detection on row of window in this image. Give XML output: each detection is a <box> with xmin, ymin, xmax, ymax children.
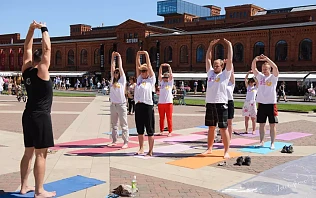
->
<box><xmin>0</xmin><ymin>38</ymin><xmax>313</xmax><ymax>70</ymax></box>
<box><xmin>124</xmin><ymin>33</ymin><xmax>138</xmax><ymax>40</ymax></box>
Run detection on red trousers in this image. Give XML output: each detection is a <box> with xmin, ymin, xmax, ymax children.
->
<box><xmin>158</xmin><ymin>103</ymin><xmax>173</xmax><ymax>133</ymax></box>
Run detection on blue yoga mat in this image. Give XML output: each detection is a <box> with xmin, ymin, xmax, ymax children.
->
<box><xmin>0</xmin><ymin>175</ymin><xmax>105</xmax><ymax>198</ymax></box>
<box><xmin>239</xmin><ymin>141</ymin><xmax>292</xmax><ymax>154</ymax></box>
<box><xmin>103</xmin><ymin>128</ymin><xmax>138</xmax><ymax>135</ymax></box>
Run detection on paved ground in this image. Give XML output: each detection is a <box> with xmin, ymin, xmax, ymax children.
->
<box><xmin>0</xmin><ymin>94</ymin><xmax>315</xmax><ymax>198</ymax></box>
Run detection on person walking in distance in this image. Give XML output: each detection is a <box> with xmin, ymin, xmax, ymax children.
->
<box><xmin>109</xmin><ymin>52</ymin><xmax>129</xmax><ymax>148</ymax></box>
<box><xmin>277</xmin><ymin>81</ymin><xmax>288</xmax><ymax>102</ymax></box>
<box><xmin>127</xmin><ymin>76</ymin><xmax>136</xmax><ymax>115</ymax></box>
<box><xmin>158</xmin><ymin>63</ymin><xmax>174</xmax><ymax>137</ymax></box>
<box><xmin>202</xmin><ymin>38</ymin><xmax>233</xmax><ymax>159</ymax></box>
<box><xmin>194</xmin><ymin>81</ymin><xmax>198</xmax><ymax>94</ymax></box>
<box><xmin>20</xmin><ymin>21</ymin><xmax>56</xmax><ymax>198</ymax></box>
<box><xmin>134</xmin><ymin>51</ymin><xmax>156</xmax><ymax>156</ymax></box>
<box><xmin>242</xmin><ymin>70</ymin><xmax>258</xmax><ymax>134</ymax></box>
<box><xmin>252</xmin><ymin>54</ymin><xmax>279</xmax><ymax>149</ymax></box>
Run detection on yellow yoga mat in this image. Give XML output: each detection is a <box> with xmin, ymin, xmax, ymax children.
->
<box><xmin>167</xmin><ymin>150</ymin><xmax>243</xmax><ymax>169</ymax></box>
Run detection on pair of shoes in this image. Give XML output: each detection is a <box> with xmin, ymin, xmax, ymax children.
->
<box><xmin>281</xmin><ymin>145</ymin><xmax>294</xmax><ymax>153</ymax></box>
<box><xmin>218</xmin><ymin>161</ymin><xmax>227</xmax><ymax>166</ymax></box>
<box><xmin>235</xmin><ymin>156</ymin><xmax>251</xmax><ymax>166</ymax></box>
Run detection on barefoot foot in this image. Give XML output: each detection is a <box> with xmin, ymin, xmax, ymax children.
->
<box><xmin>134</xmin><ymin>150</ymin><xmax>144</xmax><ymax>155</ymax></box>
<box><xmin>252</xmin><ymin>131</ymin><xmax>256</xmax><ymax>135</ymax></box>
<box><xmin>34</xmin><ymin>190</ymin><xmax>56</xmax><ymax>198</ymax></box>
<box><xmin>20</xmin><ymin>186</ymin><xmax>35</xmax><ymax>194</ymax></box>
<box><xmin>121</xmin><ymin>144</ymin><xmax>128</xmax><ymax>149</ymax></box>
<box><xmin>146</xmin><ymin>152</ymin><xmax>153</xmax><ymax>157</ymax></box>
<box><xmin>167</xmin><ymin>133</ymin><xmax>172</xmax><ymax>137</ymax></box>
<box><xmin>107</xmin><ymin>142</ymin><xmax>117</xmax><ymax>147</ymax></box>
<box><xmin>270</xmin><ymin>143</ymin><xmax>275</xmax><ymax>150</ymax></box>
<box><xmin>224</xmin><ymin>152</ymin><xmax>230</xmax><ymax>159</ymax></box>
<box><xmin>200</xmin><ymin>149</ymin><xmax>212</xmax><ymax>156</ymax></box>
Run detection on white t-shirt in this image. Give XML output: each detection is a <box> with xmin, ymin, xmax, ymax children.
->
<box><xmin>245</xmin><ymin>86</ymin><xmax>258</xmax><ymax>102</ymax></box>
<box><xmin>110</xmin><ymin>73</ymin><xmax>127</xmax><ymax>104</ymax></box>
<box><xmin>227</xmin><ymin>82</ymin><xmax>235</xmax><ymax>101</ymax></box>
<box><xmin>158</xmin><ymin>79</ymin><xmax>174</xmax><ymax>104</ymax></box>
<box><xmin>134</xmin><ymin>75</ymin><xmax>156</xmax><ymax>105</ymax></box>
<box><xmin>206</xmin><ymin>68</ymin><xmax>232</xmax><ymax>104</ymax></box>
<box><xmin>255</xmin><ymin>72</ymin><xmax>278</xmax><ymax>104</ymax></box>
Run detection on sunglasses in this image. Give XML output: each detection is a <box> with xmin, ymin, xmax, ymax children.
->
<box><xmin>140</xmin><ymin>70</ymin><xmax>147</xmax><ymax>73</ymax></box>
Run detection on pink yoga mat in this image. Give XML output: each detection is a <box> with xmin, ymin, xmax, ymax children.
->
<box><xmin>67</xmin><ymin>142</ymin><xmax>139</xmax><ymax>155</ymax></box>
<box><xmin>133</xmin><ymin>144</ymin><xmax>192</xmax><ymax>159</ymax></box>
<box><xmin>156</xmin><ymin>134</ymin><xmax>207</xmax><ymax>143</ymax></box>
<box><xmin>129</xmin><ymin>134</ymin><xmax>180</xmax><ymax>142</ymax></box>
<box><xmin>237</xmin><ymin>130</ymin><xmax>270</xmax><ymax>138</ymax></box>
<box><xmin>275</xmin><ymin>132</ymin><xmax>313</xmax><ymax>141</ymax></box>
<box><xmin>192</xmin><ymin>131</ymin><xmax>208</xmax><ymax>135</ymax></box>
<box><xmin>214</xmin><ymin>138</ymin><xmax>259</xmax><ymax>148</ymax></box>
<box><xmin>50</xmin><ymin>138</ymin><xmax>111</xmax><ymax>150</ymax></box>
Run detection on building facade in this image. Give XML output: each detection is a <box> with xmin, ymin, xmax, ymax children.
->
<box><xmin>0</xmin><ymin>0</ymin><xmax>316</xmax><ymax>80</ymax></box>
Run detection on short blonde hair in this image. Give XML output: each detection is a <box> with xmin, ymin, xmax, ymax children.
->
<box><xmin>213</xmin><ymin>59</ymin><xmax>224</xmax><ymax>67</ymax></box>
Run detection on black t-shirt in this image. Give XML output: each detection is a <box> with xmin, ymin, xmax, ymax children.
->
<box><xmin>22</xmin><ymin>67</ymin><xmax>53</xmax><ymax>113</ymax></box>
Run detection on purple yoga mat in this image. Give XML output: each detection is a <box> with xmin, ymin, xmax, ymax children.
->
<box><xmin>237</xmin><ymin>129</ymin><xmax>270</xmax><ymax>138</ymax></box>
<box><xmin>156</xmin><ymin>134</ymin><xmax>207</xmax><ymax>142</ymax></box>
<box><xmin>275</xmin><ymin>132</ymin><xmax>313</xmax><ymax>141</ymax></box>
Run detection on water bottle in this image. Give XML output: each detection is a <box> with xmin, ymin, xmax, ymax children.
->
<box><xmin>131</xmin><ymin>175</ymin><xmax>137</xmax><ymax>197</ymax></box>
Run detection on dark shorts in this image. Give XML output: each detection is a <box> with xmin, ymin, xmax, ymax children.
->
<box><xmin>228</xmin><ymin>100</ymin><xmax>234</xmax><ymax>119</ymax></box>
<box><xmin>205</xmin><ymin>103</ymin><xmax>228</xmax><ymax>128</ymax></box>
<box><xmin>22</xmin><ymin>111</ymin><xmax>54</xmax><ymax>149</ymax></box>
<box><xmin>257</xmin><ymin>103</ymin><xmax>278</xmax><ymax>124</ymax></box>
<box><xmin>135</xmin><ymin>103</ymin><xmax>155</xmax><ymax>136</ymax></box>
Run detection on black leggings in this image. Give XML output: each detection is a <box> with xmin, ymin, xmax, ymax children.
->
<box><xmin>135</xmin><ymin>103</ymin><xmax>155</xmax><ymax>136</ymax></box>
<box><xmin>128</xmin><ymin>98</ymin><xmax>135</xmax><ymax>113</ymax></box>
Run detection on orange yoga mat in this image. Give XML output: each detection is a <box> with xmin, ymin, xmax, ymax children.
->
<box><xmin>166</xmin><ymin>150</ymin><xmax>243</xmax><ymax>169</ymax></box>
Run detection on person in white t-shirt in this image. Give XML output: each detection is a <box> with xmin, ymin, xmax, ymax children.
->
<box><xmin>242</xmin><ymin>70</ymin><xmax>258</xmax><ymax>135</ymax></box>
<box><xmin>109</xmin><ymin>52</ymin><xmax>129</xmax><ymax>149</ymax></box>
<box><xmin>134</xmin><ymin>51</ymin><xmax>156</xmax><ymax>157</ymax></box>
<box><xmin>158</xmin><ymin>63</ymin><xmax>174</xmax><ymax>136</ymax></box>
<box><xmin>252</xmin><ymin>54</ymin><xmax>279</xmax><ymax>150</ymax></box>
<box><xmin>226</xmin><ymin>65</ymin><xmax>235</xmax><ymax>140</ymax></box>
<box><xmin>202</xmin><ymin>38</ymin><xmax>233</xmax><ymax>159</ymax></box>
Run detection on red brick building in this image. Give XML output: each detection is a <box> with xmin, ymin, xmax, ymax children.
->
<box><xmin>0</xmin><ymin>1</ymin><xmax>316</xmax><ymax>84</ymax></box>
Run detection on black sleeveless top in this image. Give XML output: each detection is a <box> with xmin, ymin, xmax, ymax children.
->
<box><xmin>22</xmin><ymin>67</ymin><xmax>53</xmax><ymax>113</ymax></box>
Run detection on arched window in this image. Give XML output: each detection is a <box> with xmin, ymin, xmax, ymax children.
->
<box><xmin>299</xmin><ymin>38</ymin><xmax>312</xmax><ymax>61</ymax></box>
<box><xmin>108</xmin><ymin>48</ymin><xmax>113</xmax><ymax>64</ymax></box>
<box><xmin>126</xmin><ymin>47</ymin><xmax>135</xmax><ymax>64</ymax></box>
<box><xmin>80</xmin><ymin>49</ymin><xmax>88</xmax><ymax>65</ymax></box>
<box><xmin>67</xmin><ymin>50</ymin><xmax>74</xmax><ymax>65</ymax></box>
<box><xmin>94</xmin><ymin>49</ymin><xmax>100</xmax><ymax>64</ymax></box>
<box><xmin>0</xmin><ymin>50</ymin><xmax>6</xmax><ymax>71</ymax></box>
<box><xmin>9</xmin><ymin>50</ymin><xmax>14</xmax><ymax>71</ymax></box>
<box><xmin>253</xmin><ymin>42</ymin><xmax>265</xmax><ymax>58</ymax></box>
<box><xmin>164</xmin><ymin>46</ymin><xmax>172</xmax><ymax>62</ymax></box>
<box><xmin>275</xmin><ymin>40</ymin><xmax>288</xmax><ymax>61</ymax></box>
<box><xmin>214</xmin><ymin>44</ymin><xmax>224</xmax><ymax>60</ymax></box>
<box><xmin>18</xmin><ymin>49</ymin><xmax>23</xmax><ymax>68</ymax></box>
<box><xmin>149</xmin><ymin>47</ymin><xmax>157</xmax><ymax>63</ymax></box>
<box><xmin>55</xmin><ymin>50</ymin><xmax>62</xmax><ymax>65</ymax></box>
<box><xmin>233</xmin><ymin>43</ymin><xmax>244</xmax><ymax>62</ymax></box>
<box><xmin>196</xmin><ymin>44</ymin><xmax>205</xmax><ymax>63</ymax></box>
<box><xmin>179</xmin><ymin>45</ymin><xmax>188</xmax><ymax>63</ymax></box>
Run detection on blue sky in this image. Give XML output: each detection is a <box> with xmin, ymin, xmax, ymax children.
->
<box><xmin>1</xmin><ymin>0</ymin><xmax>315</xmax><ymax>38</ymax></box>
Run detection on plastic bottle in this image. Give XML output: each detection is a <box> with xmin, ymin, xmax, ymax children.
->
<box><xmin>131</xmin><ymin>175</ymin><xmax>137</xmax><ymax>197</ymax></box>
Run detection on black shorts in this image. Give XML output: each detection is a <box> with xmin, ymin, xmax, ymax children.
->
<box><xmin>257</xmin><ymin>103</ymin><xmax>278</xmax><ymax>124</ymax></box>
<box><xmin>205</xmin><ymin>103</ymin><xmax>228</xmax><ymax>128</ymax></box>
<box><xmin>228</xmin><ymin>100</ymin><xmax>234</xmax><ymax>119</ymax></box>
<box><xmin>22</xmin><ymin>111</ymin><xmax>54</xmax><ymax>149</ymax></box>
<box><xmin>135</xmin><ymin>103</ymin><xmax>155</xmax><ymax>136</ymax></box>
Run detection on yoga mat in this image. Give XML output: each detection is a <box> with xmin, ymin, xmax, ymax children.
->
<box><xmin>133</xmin><ymin>144</ymin><xmax>192</xmax><ymax>159</ymax></box>
<box><xmin>0</xmin><ymin>175</ymin><xmax>105</xmax><ymax>198</ymax></box>
<box><xmin>128</xmin><ymin>133</ymin><xmax>180</xmax><ymax>142</ymax></box>
<box><xmin>214</xmin><ymin>138</ymin><xmax>259</xmax><ymax>148</ymax></box>
<box><xmin>239</xmin><ymin>141</ymin><xmax>292</xmax><ymax>154</ymax></box>
<box><xmin>167</xmin><ymin>150</ymin><xmax>243</xmax><ymax>169</ymax></box>
<box><xmin>220</xmin><ymin>154</ymin><xmax>316</xmax><ymax>197</ymax></box>
<box><xmin>196</xmin><ymin>124</ymin><xmax>236</xmax><ymax>129</ymax></box>
<box><xmin>237</xmin><ymin>129</ymin><xmax>270</xmax><ymax>138</ymax></box>
<box><xmin>68</xmin><ymin>142</ymin><xmax>139</xmax><ymax>156</ymax></box>
<box><xmin>275</xmin><ymin>132</ymin><xmax>313</xmax><ymax>141</ymax></box>
<box><xmin>192</xmin><ymin>131</ymin><xmax>208</xmax><ymax>135</ymax></box>
<box><xmin>50</xmin><ymin>138</ymin><xmax>111</xmax><ymax>150</ymax></box>
<box><xmin>156</xmin><ymin>134</ymin><xmax>207</xmax><ymax>143</ymax></box>
<box><xmin>103</xmin><ymin>128</ymin><xmax>138</xmax><ymax>135</ymax></box>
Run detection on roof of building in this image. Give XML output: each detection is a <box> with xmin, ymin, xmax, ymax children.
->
<box><xmin>255</xmin><ymin>4</ymin><xmax>316</xmax><ymax>16</ymax></box>
<box><xmin>148</xmin><ymin>21</ymin><xmax>316</xmax><ymax>37</ymax></box>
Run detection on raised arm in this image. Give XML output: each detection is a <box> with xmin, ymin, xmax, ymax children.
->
<box><xmin>38</xmin><ymin>23</ymin><xmax>51</xmax><ymax>70</ymax></box>
<box><xmin>251</xmin><ymin>56</ymin><xmax>260</xmax><ymax>77</ymax></box>
<box><xmin>116</xmin><ymin>52</ymin><xmax>124</xmax><ymax>77</ymax></box>
<box><xmin>262</xmin><ymin>55</ymin><xmax>279</xmax><ymax>77</ymax></box>
<box><xmin>167</xmin><ymin>63</ymin><xmax>173</xmax><ymax>81</ymax></box>
<box><xmin>244</xmin><ymin>70</ymin><xmax>251</xmax><ymax>88</ymax></box>
<box><xmin>206</xmin><ymin>39</ymin><xmax>219</xmax><ymax>72</ymax></box>
<box><xmin>158</xmin><ymin>64</ymin><xmax>163</xmax><ymax>82</ymax></box>
<box><xmin>230</xmin><ymin>68</ymin><xmax>235</xmax><ymax>84</ymax></box>
<box><xmin>110</xmin><ymin>52</ymin><xmax>116</xmax><ymax>80</ymax></box>
<box><xmin>223</xmin><ymin>38</ymin><xmax>233</xmax><ymax>71</ymax></box>
<box><xmin>143</xmin><ymin>51</ymin><xmax>154</xmax><ymax>77</ymax></box>
<box><xmin>22</xmin><ymin>21</ymin><xmax>37</xmax><ymax>73</ymax></box>
<box><xmin>254</xmin><ymin>77</ymin><xmax>259</xmax><ymax>88</ymax></box>
<box><xmin>136</xmin><ymin>51</ymin><xmax>141</xmax><ymax>77</ymax></box>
